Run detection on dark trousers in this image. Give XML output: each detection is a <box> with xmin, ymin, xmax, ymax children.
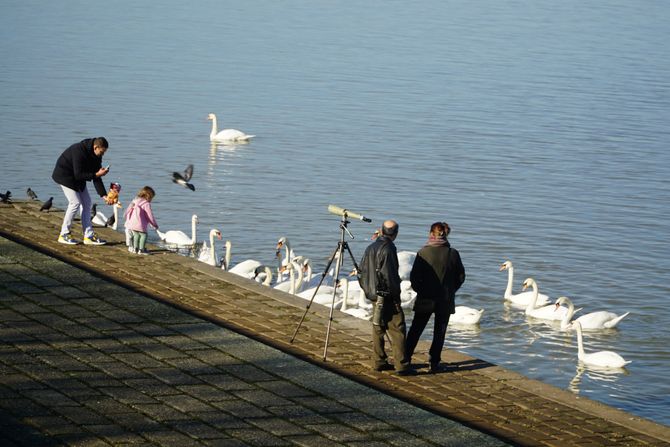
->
<box><xmin>406</xmin><ymin>299</ymin><xmax>451</xmax><ymax>366</ymax></box>
<box><xmin>372</xmin><ymin>303</ymin><xmax>409</xmax><ymax>372</ymax></box>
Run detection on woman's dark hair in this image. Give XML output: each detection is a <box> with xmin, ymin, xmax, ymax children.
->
<box><xmin>430</xmin><ymin>221</ymin><xmax>451</xmax><ymax>237</ymax></box>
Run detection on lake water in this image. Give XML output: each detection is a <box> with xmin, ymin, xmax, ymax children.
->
<box><xmin>2</xmin><ymin>0</ymin><xmax>669</xmax><ymax>427</ymax></box>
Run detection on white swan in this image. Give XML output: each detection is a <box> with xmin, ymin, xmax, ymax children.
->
<box><xmin>450</xmin><ymin>306</ymin><xmax>484</xmax><ymax>325</ymax></box>
<box><xmin>571</xmin><ymin>321</ymin><xmax>631</xmax><ymax>368</ymax></box>
<box><xmin>156</xmin><ymin>214</ymin><xmax>198</xmax><ymax>246</ymax></box>
<box><xmin>222</xmin><ymin>240</ymin><xmax>263</xmax><ymax>278</ymax></box>
<box><xmin>197</xmin><ymin>229</ymin><xmax>222</xmax><ymax>266</ymax></box>
<box><xmin>400</xmin><ymin>280</ymin><xmax>417</xmax><ymax>309</ymax></box>
<box><xmin>556</xmin><ymin>296</ymin><xmax>630</xmax><ymax>330</ymax></box>
<box><xmin>522</xmin><ymin>278</ymin><xmax>569</xmax><ymax>321</ymax></box>
<box><xmin>274</xmin><ymin>261</ymin><xmax>304</xmax><ymax>294</ymax></box>
<box><xmin>500</xmin><ymin>260</ymin><xmax>550</xmax><ymax>307</ymax></box>
<box><xmin>253</xmin><ymin>265</ymin><xmax>273</xmax><ymax>286</ymax></box>
<box><xmin>397</xmin><ymin>250</ymin><xmax>416</xmax><ymax>281</ymax></box>
<box><xmin>208</xmin><ymin>113</ymin><xmax>254</xmax><ymax>143</ymax></box>
<box><xmin>275</xmin><ymin>236</ymin><xmax>296</xmax><ymax>283</ymax></box>
<box><xmin>92</xmin><ymin>203</ymin><xmax>121</xmax><ymax>229</ymax></box>
<box><xmin>339</xmin><ymin>278</ymin><xmax>372</xmax><ymax>320</ymax></box>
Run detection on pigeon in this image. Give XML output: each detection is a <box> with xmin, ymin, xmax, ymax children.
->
<box><xmin>0</xmin><ymin>190</ymin><xmax>11</xmax><ymax>203</ymax></box>
<box><xmin>27</xmin><ymin>188</ymin><xmax>38</xmax><ymax>200</ymax></box>
<box><xmin>40</xmin><ymin>197</ymin><xmax>53</xmax><ymax>212</ymax></box>
<box><xmin>172</xmin><ymin>164</ymin><xmax>195</xmax><ymax>191</ymax></box>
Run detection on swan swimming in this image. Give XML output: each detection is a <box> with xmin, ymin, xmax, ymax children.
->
<box><xmin>156</xmin><ymin>214</ymin><xmax>199</xmax><ymax>246</ymax></box>
<box><xmin>522</xmin><ymin>278</ymin><xmax>569</xmax><ymax>321</ymax></box>
<box><xmin>555</xmin><ymin>296</ymin><xmax>629</xmax><ymax>330</ymax></box>
<box><xmin>450</xmin><ymin>306</ymin><xmax>484</xmax><ymax>325</ymax></box>
<box><xmin>571</xmin><ymin>321</ymin><xmax>631</xmax><ymax>368</ymax></box>
<box><xmin>208</xmin><ymin>113</ymin><xmax>254</xmax><ymax>143</ymax></box>
<box><xmin>500</xmin><ymin>260</ymin><xmax>550</xmax><ymax>307</ymax></box>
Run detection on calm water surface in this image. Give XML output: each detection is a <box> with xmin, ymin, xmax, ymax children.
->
<box><xmin>2</xmin><ymin>0</ymin><xmax>669</xmax><ymax>425</ymax></box>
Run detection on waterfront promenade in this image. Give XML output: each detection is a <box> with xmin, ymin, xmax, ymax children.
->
<box><xmin>1</xmin><ymin>200</ymin><xmax>668</xmax><ymax>446</ymax></box>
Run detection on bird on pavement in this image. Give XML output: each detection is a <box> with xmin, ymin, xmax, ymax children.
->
<box><xmin>172</xmin><ymin>164</ymin><xmax>195</xmax><ymax>191</ymax></box>
<box><xmin>0</xmin><ymin>190</ymin><xmax>12</xmax><ymax>203</ymax></box>
<box><xmin>40</xmin><ymin>197</ymin><xmax>53</xmax><ymax>212</ymax></box>
<box><xmin>27</xmin><ymin>188</ymin><xmax>38</xmax><ymax>200</ymax></box>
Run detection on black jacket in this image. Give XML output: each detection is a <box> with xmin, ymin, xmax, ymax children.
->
<box><xmin>52</xmin><ymin>138</ymin><xmax>106</xmax><ymax>197</ymax></box>
<box><xmin>410</xmin><ymin>242</ymin><xmax>465</xmax><ymax>314</ymax></box>
<box><xmin>358</xmin><ymin>236</ymin><xmax>402</xmax><ymax>302</ymax></box>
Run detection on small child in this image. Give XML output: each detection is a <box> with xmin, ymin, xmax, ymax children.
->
<box><xmin>123</xmin><ymin>186</ymin><xmax>159</xmax><ymax>255</ymax></box>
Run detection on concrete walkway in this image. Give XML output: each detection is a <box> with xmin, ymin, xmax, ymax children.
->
<box><xmin>1</xmin><ymin>200</ymin><xmax>669</xmax><ymax>446</ymax></box>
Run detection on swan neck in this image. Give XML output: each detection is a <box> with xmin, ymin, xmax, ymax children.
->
<box><xmin>209</xmin><ymin>231</ymin><xmax>217</xmax><ymax>265</ymax></box>
<box><xmin>525</xmin><ymin>282</ymin><xmax>539</xmax><ymax>311</ymax></box>
<box><xmin>210</xmin><ymin>115</ymin><xmax>218</xmax><ymax>137</ymax></box>
<box><xmin>191</xmin><ymin>218</ymin><xmax>197</xmax><ymax>244</ymax></box>
<box><xmin>224</xmin><ymin>241</ymin><xmax>231</xmax><ymax>271</ymax></box>
<box><xmin>263</xmin><ymin>267</ymin><xmax>273</xmax><ymax>286</ymax></box>
<box><xmin>504</xmin><ymin>267</ymin><xmax>513</xmax><ymax>298</ymax></box>
<box><xmin>112</xmin><ymin>205</ymin><xmax>118</xmax><ymax>230</ymax></box>
<box><xmin>576</xmin><ymin>325</ymin><xmax>585</xmax><ymax>358</ymax></box>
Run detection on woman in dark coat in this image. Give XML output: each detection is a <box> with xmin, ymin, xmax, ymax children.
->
<box><xmin>52</xmin><ymin>137</ymin><xmax>110</xmax><ymax>245</ymax></box>
<box><xmin>405</xmin><ymin>222</ymin><xmax>465</xmax><ymax>373</ymax></box>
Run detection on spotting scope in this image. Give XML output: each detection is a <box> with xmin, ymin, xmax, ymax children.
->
<box><xmin>328</xmin><ymin>204</ymin><xmax>372</xmax><ymax>223</ymax></box>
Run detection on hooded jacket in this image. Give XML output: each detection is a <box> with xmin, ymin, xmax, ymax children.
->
<box><xmin>124</xmin><ymin>197</ymin><xmax>158</xmax><ymax>233</ymax></box>
<box><xmin>358</xmin><ymin>236</ymin><xmax>402</xmax><ymax>302</ymax></box>
<box><xmin>52</xmin><ymin>138</ymin><xmax>106</xmax><ymax>197</ymax></box>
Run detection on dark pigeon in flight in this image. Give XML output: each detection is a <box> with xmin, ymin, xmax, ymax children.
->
<box><xmin>40</xmin><ymin>197</ymin><xmax>53</xmax><ymax>212</ymax></box>
<box><xmin>27</xmin><ymin>188</ymin><xmax>38</xmax><ymax>200</ymax></box>
<box><xmin>172</xmin><ymin>164</ymin><xmax>195</xmax><ymax>191</ymax></box>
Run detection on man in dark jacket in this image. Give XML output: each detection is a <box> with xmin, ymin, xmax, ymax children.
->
<box><xmin>358</xmin><ymin>220</ymin><xmax>414</xmax><ymax>375</ymax></box>
<box><xmin>406</xmin><ymin>221</ymin><xmax>465</xmax><ymax>373</ymax></box>
<box><xmin>52</xmin><ymin>137</ymin><xmax>110</xmax><ymax>245</ymax></box>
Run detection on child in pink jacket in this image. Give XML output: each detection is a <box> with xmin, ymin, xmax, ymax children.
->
<box><xmin>124</xmin><ymin>186</ymin><xmax>159</xmax><ymax>255</ymax></box>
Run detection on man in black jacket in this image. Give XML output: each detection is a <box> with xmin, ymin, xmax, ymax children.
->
<box><xmin>358</xmin><ymin>220</ymin><xmax>414</xmax><ymax>375</ymax></box>
<box><xmin>52</xmin><ymin>137</ymin><xmax>110</xmax><ymax>245</ymax></box>
<box><xmin>406</xmin><ymin>222</ymin><xmax>465</xmax><ymax>373</ymax></box>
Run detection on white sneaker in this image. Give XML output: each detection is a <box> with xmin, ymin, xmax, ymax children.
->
<box><xmin>128</xmin><ymin>246</ymin><xmax>135</xmax><ymax>253</ymax></box>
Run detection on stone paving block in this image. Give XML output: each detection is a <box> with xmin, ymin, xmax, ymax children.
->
<box><xmin>292</xmin><ymin>396</ymin><xmax>353</xmax><ymax>414</ymax></box>
<box><xmin>177</xmin><ymin>384</ymin><xmax>236</xmax><ymax>402</ymax></box>
<box><xmin>213</xmin><ymin>399</ymin><xmax>272</xmax><ymax>419</ymax></box>
<box><xmin>145</xmin><ymin>367</ymin><xmax>203</xmax><ymax>386</ymax></box>
<box><xmin>286</xmin><ymin>434</ymin><xmax>348</xmax><ymax>447</ymax></box>
<box><xmin>157</xmin><ymin>393</ymin><xmax>218</xmax><ymax>413</ymax></box>
<box><xmin>168</xmin><ymin>419</ymin><xmax>228</xmax><ymax>440</ymax></box>
<box><xmin>143</xmin><ymin>429</ymin><xmax>202</xmax><ymax>446</ymax></box>
<box><xmin>256</xmin><ymin>380</ymin><xmax>317</xmax><ymax>399</ymax></box>
<box><xmin>329</xmin><ymin>411</ymin><xmax>394</xmax><ymax>432</ymax></box>
<box><xmin>98</xmin><ymin>386</ymin><xmax>158</xmax><ymax>405</ymax></box>
<box><xmin>233</xmin><ymin>389</ymin><xmax>293</xmax><ymax>408</ymax></box>
<box><xmin>198</xmin><ymin>373</ymin><xmax>256</xmax><ymax>391</ymax></box>
<box><xmin>132</xmin><ymin>403</ymin><xmax>192</xmax><ymax>422</ymax></box>
<box><xmin>303</xmin><ymin>423</ymin><xmax>368</xmax><ymax>443</ymax></box>
<box><xmin>193</xmin><ymin>411</ymin><xmax>250</xmax><ymax>430</ymax></box>
<box><xmin>225</xmin><ymin>428</ymin><xmax>291</xmax><ymax>446</ymax></box>
<box><xmin>265</xmin><ymin>405</ymin><xmax>332</xmax><ymax>426</ymax></box>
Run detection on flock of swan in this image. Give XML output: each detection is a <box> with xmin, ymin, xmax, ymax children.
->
<box><xmin>500</xmin><ymin>260</ymin><xmax>631</xmax><ymax>368</ymax></box>
<box><xmin>146</xmin><ymin>212</ymin><xmax>631</xmax><ymax>370</ymax></box>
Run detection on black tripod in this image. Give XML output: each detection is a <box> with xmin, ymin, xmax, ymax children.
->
<box><xmin>290</xmin><ymin>214</ymin><xmax>361</xmax><ymax>361</ymax></box>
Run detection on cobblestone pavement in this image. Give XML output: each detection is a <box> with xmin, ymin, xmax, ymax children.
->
<box><xmin>1</xmin><ymin>201</ymin><xmax>669</xmax><ymax>446</ymax></box>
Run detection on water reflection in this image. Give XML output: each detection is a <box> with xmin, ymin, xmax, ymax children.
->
<box><xmin>568</xmin><ymin>364</ymin><xmax>629</xmax><ymax>395</ymax></box>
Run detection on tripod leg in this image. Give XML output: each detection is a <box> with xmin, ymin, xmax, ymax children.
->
<box><xmin>323</xmin><ymin>244</ymin><xmax>345</xmax><ymax>361</ymax></box>
<box><xmin>290</xmin><ymin>243</ymin><xmax>340</xmax><ymax>344</ymax></box>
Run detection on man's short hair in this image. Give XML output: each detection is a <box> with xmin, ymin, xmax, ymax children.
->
<box><xmin>381</xmin><ymin>222</ymin><xmax>398</xmax><ymax>237</ymax></box>
<box><xmin>93</xmin><ymin>137</ymin><xmax>109</xmax><ymax>148</ymax></box>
